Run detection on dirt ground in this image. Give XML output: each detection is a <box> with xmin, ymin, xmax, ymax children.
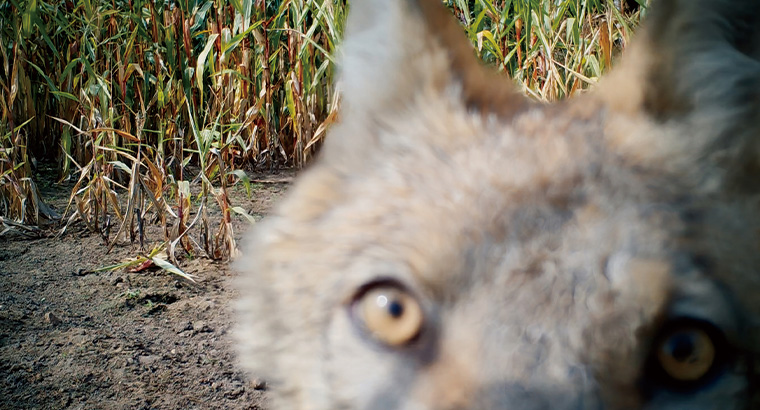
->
<box><xmin>0</xmin><ymin>170</ymin><xmax>293</xmax><ymax>409</ymax></box>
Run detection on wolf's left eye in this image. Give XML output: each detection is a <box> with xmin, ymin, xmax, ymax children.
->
<box><xmin>646</xmin><ymin>318</ymin><xmax>731</xmax><ymax>390</ymax></box>
<box><xmin>353</xmin><ymin>283</ymin><xmax>423</xmax><ymax>347</ymax></box>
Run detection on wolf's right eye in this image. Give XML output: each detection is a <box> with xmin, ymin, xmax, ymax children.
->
<box><xmin>657</xmin><ymin>327</ymin><xmax>715</xmax><ymax>382</ymax></box>
<box><xmin>353</xmin><ymin>283</ymin><xmax>423</xmax><ymax>347</ymax></box>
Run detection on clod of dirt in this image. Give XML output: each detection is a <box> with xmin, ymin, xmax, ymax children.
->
<box><xmin>137</xmin><ymin>355</ymin><xmax>160</xmax><ymax>366</ymax></box>
<box><xmin>192</xmin><ymin>321</ymin><xmax>214</xmax><ymax>334</ymax></box>
<box><xmin>44</xmin><ymin>312</ymin><xmax>61</xmax><ymax>325</ymax></box>
<box><xmin>251</xmin><ymin>378</ymin><xmax>267</xmax><ymax>391</ymax></box>
<box><xmin>178</xmin><ymin>321</ymin><xmax>194</xmax><ymax>333</ymax></box>
<box><xmin>141</xmin><ymin>292</ymin><xmax>179</xmax><ymax>305</ymax></box>
<box><xmin>146</xmin><ymin>304</ymin><xmax>168</xmax><ymax>316</ymax></box>
<box><xmin>225</xmin><ymin>388</ymin><xmax>246</xmax><ymax>400</ymax></box>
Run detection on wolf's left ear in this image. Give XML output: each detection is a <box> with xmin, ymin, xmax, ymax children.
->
<box><xmin>340</xmin><ymin>0</ymin><xmax>526</xmax><ymax>118</ymax></box>
<box><xmin>600</xmin><ymin>0</ymin><xmax>760</xmax><ymax>192</ymax></box>
<box><xmin>325</xmin><ymin>0</ymin><xmax>528</xmax><ymax>154</ymax></box>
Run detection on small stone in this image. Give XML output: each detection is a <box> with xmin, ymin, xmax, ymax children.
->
<box><xmin>251</xmin><ymin>378</ymin><xmax>267</xmax><ymax>390</ymax></box>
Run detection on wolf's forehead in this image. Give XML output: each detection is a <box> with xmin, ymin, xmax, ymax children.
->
<box><xmin>371</xmin><ymin>102</ymin><xmax>605</xmax><ymax>190</ymax></box>
<box><xmin>338</xmin><ymin>157</ymin><xmax>680</xmax><ymax>289</ymax></box>
<box><xmin>360</xmin><ymin>99</ymin><xmax>672</xmax><ymax>218</ymax></box>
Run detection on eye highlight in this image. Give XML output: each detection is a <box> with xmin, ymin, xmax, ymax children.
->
<box><xmin>646</xmin><ymin>318</ymin><xmax>732</xmax><ymax>391</ymax></box>
<box><xmin>354</xmin><ymin>283</ymin><xmax>423</xmax><ymax>347</ymax></box>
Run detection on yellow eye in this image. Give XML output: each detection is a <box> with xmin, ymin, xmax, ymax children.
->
<box><xmin>656</xmin><ymin>326</ymin><xmax>716</xmax><ymax>382</ymax></box>
<box><xmin>356</xmin><ymin>285</ymin><xmax>423</xmax><ymax>346</ymax></box>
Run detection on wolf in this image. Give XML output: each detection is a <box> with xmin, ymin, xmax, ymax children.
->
<box><xmin>236</xmin><ymin>0</ymin><xmax>760</xmax><ymax>408</ymax></box>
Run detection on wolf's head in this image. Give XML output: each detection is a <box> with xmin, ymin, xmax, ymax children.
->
<box><xmin>236</xmin><ymin>0</ymin><xmax>760</xmax><ymax>408</ymax></box>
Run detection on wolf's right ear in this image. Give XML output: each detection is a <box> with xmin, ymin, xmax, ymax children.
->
<box><xmin>599</xmin><ymin>0</ymin><xmax>760</xmax><ymax>192</ymax></box>
<box><xmin>319</xmin><ymin>0</ymin><xmax>528</xmax><ymax>165</ymax></box>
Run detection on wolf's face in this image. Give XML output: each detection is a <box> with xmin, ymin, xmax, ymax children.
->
<box><xmin>236</xmin><ymin>0</ymin><xmax>760</xmax><ymax>409</ymax></box>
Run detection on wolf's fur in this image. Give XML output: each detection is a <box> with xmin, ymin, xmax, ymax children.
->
<box><xmin>236</xmin><ymin>0</ymin><xmax>760</xmax><ymax>408</ymax></box>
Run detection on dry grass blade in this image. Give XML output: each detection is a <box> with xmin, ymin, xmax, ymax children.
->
<box><xmin>0</xmin><ymin>215</ymin><xmax>42</xmax><ymax>237</ymax></box>
<box><xmin>97</xmin><ymin>243</ymin><xmax>195</xmax><ymax>283</ymax></box>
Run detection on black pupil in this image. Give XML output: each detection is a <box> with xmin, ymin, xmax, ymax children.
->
<box><xmin>669</xmin><ymin>333</ymin><xmax>696</xmax><ymax>362</ymax></box>
<box><xmin>388</xmin><ymin>300</ymin><xmax>404</xmax><ymax>318</ymax></box>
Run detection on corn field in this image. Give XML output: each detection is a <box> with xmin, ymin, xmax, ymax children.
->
<box><xmin>0</xmin><ymin>0</ymin><xmax>643</xmax><ymax>268</ymax></box>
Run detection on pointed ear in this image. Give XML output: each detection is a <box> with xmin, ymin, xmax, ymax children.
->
<box><xmin>341</xmin><ymin>0</ymin><xmax>527</xmax><ymax>120</ymax></box>
<box><xmin>318</xmin><ymin>0</ymin><xmax>529</xmax><ymax>166</ymax></box>
<box><xmin>599</xmin><ymin>0</ymin><xmax>760</xmax><ymax>191</ymax></box>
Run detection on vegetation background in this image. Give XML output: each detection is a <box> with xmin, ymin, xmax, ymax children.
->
<box><xmin>0</xmin><ymin>0</ymin><xmax>643</xmax><ymax>269</ymax></box>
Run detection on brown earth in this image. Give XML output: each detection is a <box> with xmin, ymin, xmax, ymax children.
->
<box><xmin>0</xmin><ymin>169</ymin><xmax>293</xmax><ymax>409</ymax></box>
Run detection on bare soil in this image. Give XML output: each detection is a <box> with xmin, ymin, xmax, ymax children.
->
<box><xmin>0</xmin><ymin>170</ymin><xmax>293</xmax><ymax>409</ymax></box>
